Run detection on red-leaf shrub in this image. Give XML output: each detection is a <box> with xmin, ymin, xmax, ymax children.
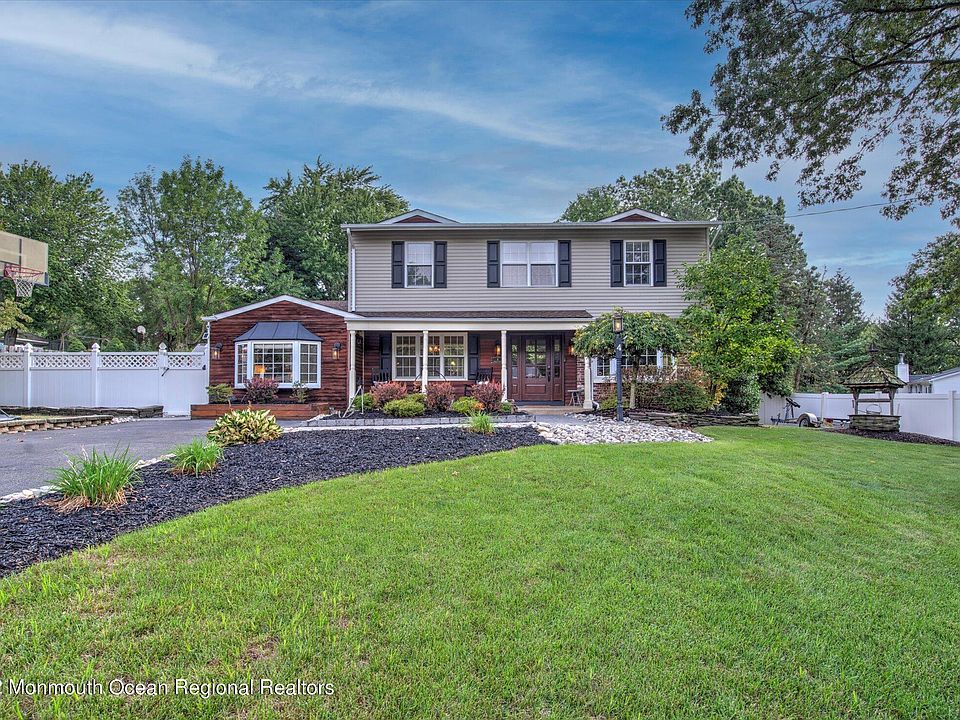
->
<box><xmin>426</xmin><ymin>382</ymin><xmax>457</xmax><ymax>411</ymax></box>
<box><xmin>471</xmin><ymin>382</ymin><xmax>503</xmax><ymax>412</ymax></box>
<box><xmin>371</xmin><ymin>381</ymin><xmax>407</xmax><ymax>407</ymax></box>
<box><xmin>244</xmin><ymin>377</ymin><xmax>279</xmax><ymax>403</ymax></box>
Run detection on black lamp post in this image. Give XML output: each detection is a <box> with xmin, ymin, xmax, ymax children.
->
<box><xmin>612</xmin><ymin>311</ymin><xmax>624</xmax><ymax>422</ymax></box>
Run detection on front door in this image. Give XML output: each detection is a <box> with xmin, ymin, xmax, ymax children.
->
<box><xmin>511</xmin><ymin>334</ymin><xmax>564</xmax><ymax>402</ymax></box>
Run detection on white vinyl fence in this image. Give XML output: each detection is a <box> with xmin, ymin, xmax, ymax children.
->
<box><xmin>760</xmin><ymin>391</ymin><xmax>960</xmax><ymax>441</ymax></box>
<box><xmin>0</xmin><ymin>343</ymin><xmax>208</xmax><ymax>415</ymax></box>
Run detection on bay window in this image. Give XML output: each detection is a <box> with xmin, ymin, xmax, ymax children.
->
<box><xmin>393</xmin><ymin>333</ymin><xmax>467</xmax><ymax>380</ymax></box>
<box><xmin>234</xmin><ymin>340</ymin><xmax>322</xmax><ymax>388</ymax></box>
<box><xmin>501</xmin><ymin>241</ymin><xmax>557</xmax><ymax>287</ymax></box>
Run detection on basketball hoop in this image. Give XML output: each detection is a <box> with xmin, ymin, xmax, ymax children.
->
<box><xmin>4</xmin><ymin>264</ymin><xmax>45</xmax><ymax>297</ymax></box>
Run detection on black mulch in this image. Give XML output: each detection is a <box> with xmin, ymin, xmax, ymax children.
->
<box><xmin>828</xmin><ymin>428</ymin><xmax>960</xmax><ymax>447</ymax></box>
<box><xmin>0</xmin><ymin>426</ymin><xmax>546</xmax><ymax>577</ymax></box>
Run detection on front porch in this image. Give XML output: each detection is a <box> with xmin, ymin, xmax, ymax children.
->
<box><xmin>345</xmin><ymin>321</ymin><xmax>592</xmax><ymax>408</ymax></box>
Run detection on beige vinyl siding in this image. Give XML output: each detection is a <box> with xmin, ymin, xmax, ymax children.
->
<box><xmin>351</xmin><ymin>226</ymin><xmax>708</xmax><ymax>317</ymax></box>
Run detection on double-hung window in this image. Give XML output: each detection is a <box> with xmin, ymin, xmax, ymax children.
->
<box><xmin>501</xmin><ymin>241</ymin><xmax>557</xmax><ymax>287</ymax></box>
<box><xmin>405</xmin><ymin>242</ymin><xmax>433</xmax><ymax>287</ymax></box>
<box><xmin>393</xmin><ymin>334</ymin><xmax>467</xmax><ymax>380</ymax></box>
<box><xmin>595</xmin><ymin>348</ymin><xmax>661</xmax><ymax>380</ymax></box>
<box><xmin>624</xmin><ymin>241</ymin><xmax>652</xmax><ymax>286</ymax></box>
<box><xmin>234</xmin><ymin>340</ymin><xmax>321</xmax><ymax>388</ymax></box>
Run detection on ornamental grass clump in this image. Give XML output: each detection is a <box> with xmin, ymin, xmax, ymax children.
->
<box><xmin>170</xmin><ymin>438</ymin><xmax>222</xmax><ymax>476</ymax></box>
<box><xmin>52</xmin><ymin>448</ymin><xmax>139</xmax><ymax>512</ymax></box>
<box><xmin>466</xmin><ymin>411</ymin><xmax>495</xmax><ymax>435</ymax></box>
<box><xmin>207</xmin><ymin>408</ymin><xmax>282</xmax><ymax>446</ymax></box>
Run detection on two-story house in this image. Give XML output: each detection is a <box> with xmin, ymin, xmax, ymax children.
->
<box><xmin>203</xmin><ymin>208</ymin><xmax>716</xmax><ymax>410</ymax></box>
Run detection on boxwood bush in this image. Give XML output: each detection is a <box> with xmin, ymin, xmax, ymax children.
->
<box><xmin>382</xmin><ymin>398</ymin><xmax>426</xmax><ymax>417</ymax></box>
<box><xmin>453</xmin><ymin>396</ymin><xmax>482</xmax><ymax>415</ymax></box>
<box><xmin>660</xmin><ymin>380</ymin><xmax>711</xmax><ymax>413</ymax></box>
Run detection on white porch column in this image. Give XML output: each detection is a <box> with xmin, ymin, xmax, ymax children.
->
<box><xmin>500</xmin><ymin>329</ymin><xmax>508</xmax><ymax>400</ymax></box>
<box><xmin>583</xmin><ymin>356</ymin><xmax>594</xmax><ymax>409</ymax></box>
<box><xmin>347</xmin><ymin>329</ymin><xmax>357</xmax><ymax>404</ymax></box>
<box><xmin>421</xmin><ymin>329</ymin><xmax>429</xmax><ymax>393</ymax></box>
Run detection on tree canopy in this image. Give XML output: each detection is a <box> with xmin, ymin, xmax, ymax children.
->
<box><xmin>0</xmin><ymin>161</ymin><xmax>133</xmax><ymax>348</ymax></box>
<box><xmin>572</xmin><ymin>310</ymin><xmax>686</xmax><ymax>362</ymax></box>
<box><xmin>665</xmin><ymin>1</ymin><xmax>960</xmax><ymax>224</ymax></box>
<box><xmin>261</xmin><ymin>160</ymin><xmax>408</xmax><ymax>300</ymax></box>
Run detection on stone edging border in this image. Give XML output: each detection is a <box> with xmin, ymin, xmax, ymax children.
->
<box><xmin>0</xmin><ymin>415</ymin><xmax>114</xmax><ymax>434</ymax></box>
<box><xmin>304</xmin><ymin>413</ymin><xmax>532</xmax><ymax>427</ymax></box>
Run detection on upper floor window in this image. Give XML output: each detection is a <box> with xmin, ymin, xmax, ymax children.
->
<box><xmin>405</xmin><ymin>242</ymin><xmax>433</xmax><ymax>287</ymax></box>
<box><xmin>624</xmin><ymin>241</ymin><xmax>652</xmax><ymax>286</ymax></box>
<box><xmin>501</xmin><ymin>241</ymin><xmax>557</xmax><ymax>287</ymax></box>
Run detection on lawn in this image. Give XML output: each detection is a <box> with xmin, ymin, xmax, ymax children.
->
<box><xmin>1</xmin><ymin>427</ymin><xmax>958</xmax><ymax>719</ymax></box>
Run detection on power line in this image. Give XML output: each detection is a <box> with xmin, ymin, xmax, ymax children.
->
<box><xmin>712</xmin><ymin>196</ymin><xmax>921</xmax><ymax>227</ymax></box>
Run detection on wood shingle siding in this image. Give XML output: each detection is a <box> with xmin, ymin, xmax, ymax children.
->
<box><xmin>350</xmin><ymin>226</ymin><xmax>708</xmax><ymax>317</ymax></box>
<box><xmin>208</xmin><ymin>300</ymin><xmax>349</xmax><ymax>408</ymax></box>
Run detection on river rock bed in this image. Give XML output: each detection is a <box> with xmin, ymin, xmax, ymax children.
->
<box><xmin>538</xmin><ymin>416</ymin><xmax>713</xmax><ymax>445</ymax></box>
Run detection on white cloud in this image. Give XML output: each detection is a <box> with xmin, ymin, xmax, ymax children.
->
<box><xmin>0</xmin><ymin>2</ymin><xmax>659</xmax><ymax>152</ymax></box>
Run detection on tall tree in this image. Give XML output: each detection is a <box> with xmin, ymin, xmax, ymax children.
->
<box><xmin>665</xmin><ymin>1</ymin><xmax>960</xmax><ymax>223</ymax></box>
<box><xmin>0</xmin><ymin>161</ymin><xmax>134</xmax><ymax>348</ymax></box>
<box><xmin>261</xmin><ymin>160</ymin><xmax>408</xmax><ymax>299</ymax></box>
<box><xmin>679</xmin><ymin>241</ymin><xmax>799</xmax><ymax>398</ymax></box>
<box><xmin>118</xmin><ymin>157</ymin><xmax>268</xmax><ymax>349</ymax></box>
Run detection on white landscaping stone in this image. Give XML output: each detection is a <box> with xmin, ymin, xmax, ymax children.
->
<box><xmin>536</xmin><ymin>416</ymin><xmax>712</xmax><ymax>445</ymax></box>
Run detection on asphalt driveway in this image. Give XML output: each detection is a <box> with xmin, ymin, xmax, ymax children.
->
<box><xmin>0</xmin><ymin>418</ymin><xmax>302</xmax><ymax>495</ymax></box>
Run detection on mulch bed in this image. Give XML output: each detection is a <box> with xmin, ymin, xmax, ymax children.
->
<box><xmin>828</xmin><ymin>428</ymin><xmax>960</xmax><ymax>447</ymax></box>
<box><xmin>0</xmin><ymin>426</ymin><xmax>546</xmax><ymax>577</ymax></box>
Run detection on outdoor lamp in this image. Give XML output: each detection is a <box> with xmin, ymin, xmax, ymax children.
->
<box><xmin>494</xmin><ymin>343</ymin><xmax>501</xmax><ymax>357</ymax></box>
<box><xmin>612</xmin><ymin>311</ymin><xmax>624</xmax><ymax>334</ymax></box>
<box><xmin>211</xmin><ymin>342</ymin><xmax>223</xmax><ymax>360</ymax></box>
<box><xmin>332</xmin><ymin>342</ymin><xmax>342</xmax><ymax>360</ymax></box>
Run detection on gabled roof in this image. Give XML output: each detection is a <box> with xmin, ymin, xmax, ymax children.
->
<box><xmin>599</xmin><ymin>208</ymin><xmax>676</xmax><ymax>223</ymax></box>
<box><xmin>202</xmin><ymin>295</ymin><xmax>358</xmax><ymax>321</ymax></box>
<box><xmin>379</xmin><ymin>209</ymin><xmax>458</xmax><ymax>224</ymax></box>
<box><xmin>234</xmin><ymin>322</ymin><xmax>324</xmax><ymax>343</ymax></box>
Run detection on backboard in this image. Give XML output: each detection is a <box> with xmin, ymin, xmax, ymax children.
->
<box><xmin>0</xmin><ymin>231</ymin><xmax>49</xmax><ymax>296</ymax></box>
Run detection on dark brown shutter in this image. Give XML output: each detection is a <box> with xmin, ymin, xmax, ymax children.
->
<box><xmin>653</xmin><ymin>240</ymin><xmax>667</xmax><ymax>287</ymax></box>
<box><xmin>468</xmin><ymin>334</ymin><xmax>480</xmax><ymax>380</ymax></box>
<box><xmin>379</xmin><ymin>334</ymin><xmax>392</xmax><ymax>377</ymax></box>
<box><xmin>610</xmin><ymin>240</ymin><xmax>623</xmax><ymax>287</ymax></box>
<box><xmin>391</xmin><ymin>242</ymin><xmax>404</xmax><ymax>288</ymax></box>
<box><xmin>558</xmin><ymin>239</ymin><xmax>571</xmax><ymax>287</ymax></box>
<box><xmin>434</xmin><ymin>241</ymin><xmax>447</xmax><ymax>288</ymax></box>
<box><xmin>487</xmin><ymin>241</ymin><xmax>500</xmax><ymax>288</ymax></box>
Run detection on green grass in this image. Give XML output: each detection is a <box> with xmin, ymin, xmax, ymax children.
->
<box><xmin>1</xmin><ymin>428</ymin><xmax>959</xmax><ymax>719</ymax></box>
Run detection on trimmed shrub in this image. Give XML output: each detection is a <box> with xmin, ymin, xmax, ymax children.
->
<box><xmin>352</xmin><ymin>392</ymin><xmax>375</xmax><ymax>411</ymax></box>
<box><xmin>471</xmin><ymin>382</ymin><xmax>503</xmax><ymax>412</ymax></box>
<box><xmin>53</xmin><ymin>448</ymin><xmax>139</xmax><ymax>511</ymax></box>
<box><xmin>171</xmin><ymin>438</ymin><xmax>222</xmax><ymax>476</ymax></box>
<box><xmin>719</xmin><ymin>375</ymin><xmax>762</xmax><ymax>414</ymax></box>
<box><xmin>453</xmin><ymin>396</ymin><xmax>483</xmax><ymax>415</ymax></box>
<box><xmin>206</xmin><ymin>383</ymin><xmax>233</xmax><ymax>404</ymax></box>
<box><xmin>660</xmin><ymin>380</ymin><xmax>711</xmax><ymax>413</ymax></box>
<box><xmin>467</xmin><ymin>411</ymin><xmax>495</xmax><ymax>434</ymax></box>
<box><xmin>499</xmin><ymin>401</ymin><xmax>513</xmax><ymax>414</ymax></box>
<box><xmin>245</xmin><ymin>377</ymin><xmax>279</xmax><ymax>403</ymax></box>
<box><xmin>371</xmin><ymin>381</ymin><xmax>407</xmax><ymax>407</ymax></box>
<box><xmin>382</xmin><ymin>398</ymin><xmax>425</xmax><ymax>417</ymax></box>
<box><xmin>599</xmin><ymin>394</ymin><xmax>618</xmax><ymax>411</ymax></box>
<box><xmin>207</xmin><ymin>408</ymin><xmax>282</xmax><ymax>446</ymax></box>
<box><xmin>426</xmin><ymin>382</ymin><xmax>457</xmax><ymax>411</ymax></box>
<box><xmin>407</xmin><ymin>392</ymin><xmax>426</xmax><ymax>405</ymax></box>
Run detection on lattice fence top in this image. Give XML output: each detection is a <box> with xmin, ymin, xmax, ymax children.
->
<box><xmin>31</xmin><ymin>353</ymin><xmax>92</xmax><ymax>370</ymax></box>
<box><xmin>167</xmin><ymin>353</ymin><xmax>205</xmax><ymax>369</ymax></box>
<box><xmin>99</xmin><ymin>353</ymin><xmax>159</xmax><ymax>370</ymax></box>
<box><xmin>0</xmin><ymin>353</ymin><xmax>24</xmax><ymax>370</ymax></box>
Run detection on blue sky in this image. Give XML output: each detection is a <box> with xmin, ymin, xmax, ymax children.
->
<box><xmin>0</xmin><ymin>0</ymin><xmax>951</xmax><ymax>316</ymax></box>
